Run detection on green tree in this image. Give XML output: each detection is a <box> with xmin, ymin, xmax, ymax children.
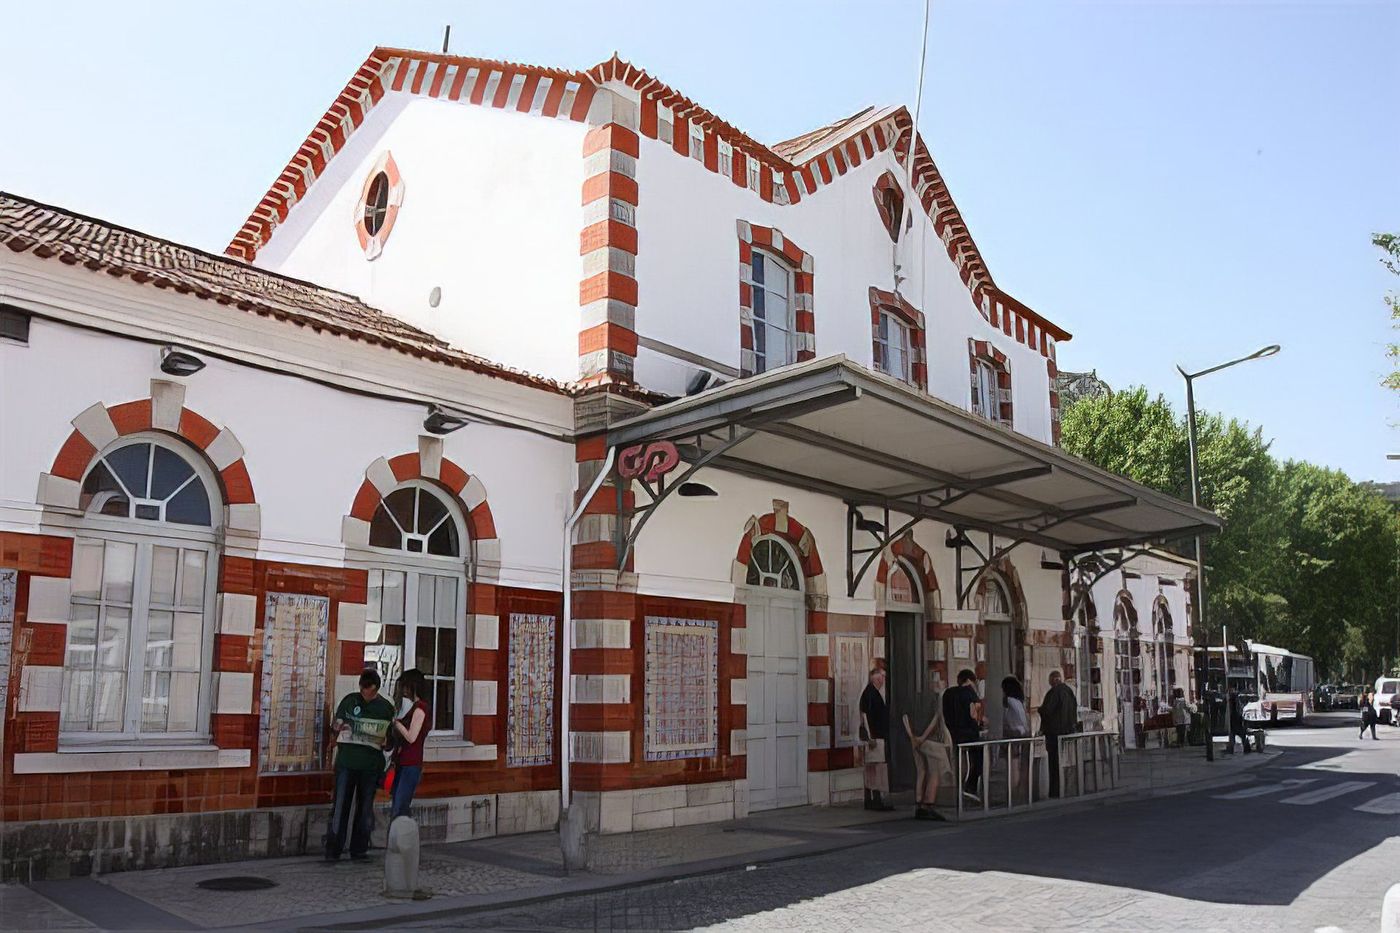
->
<box><xmin>1061</xmin><ymin>388</ymin><xmax>1400</xmax><ymax>678</ymax></box>
<box><xmin>1376</xmin><ymin>232</ymin><xmax>1400</xmax><ymax>392</ymax></box>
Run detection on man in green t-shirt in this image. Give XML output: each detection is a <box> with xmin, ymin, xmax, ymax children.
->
<box><xmin>325</xmin><ymin>668</ymin><xmax>396</xmax><ymax>861</ymax></box>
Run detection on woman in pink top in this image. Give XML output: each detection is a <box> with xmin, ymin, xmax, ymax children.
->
<box><xmin>390</xmin><ymin>668</ymin><xmax>430</xmax><ymax>820</ymax></box>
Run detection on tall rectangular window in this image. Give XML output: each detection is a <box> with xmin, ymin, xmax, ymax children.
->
<box><xmin>751</xmin><ymin>252</ymin><xmax>792</xmax><ymax>373</ymax></box>
<box><xmin>64</xmin><ymin>536</ymin><xmax>212</xmax><ymax>737</ymax></box>
<box><xmin>875</xmin><ymin>311</ymin><xmax>911</xmax><ymax>383</ymax></box>
<box><xmin>365</xmin><ymin>568</ymin><xmax>462</xmax><ymax>735</ymax></box>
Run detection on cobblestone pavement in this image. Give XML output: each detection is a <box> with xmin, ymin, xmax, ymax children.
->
<box><xmin>406</xmin><ymin>723</ymin><xmax>1398</xmax><ymax>933</ymax></box>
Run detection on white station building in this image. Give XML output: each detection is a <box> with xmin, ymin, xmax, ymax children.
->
<box><xmin>0</xmin><ymin>47</ymin><xmax>1214</xmax><ymax>878</ymax></box>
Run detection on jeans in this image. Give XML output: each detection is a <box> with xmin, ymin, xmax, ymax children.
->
<box><xmin>390</xmin><ymin>765</ymin><xmax>422</xmax><ymax>819</ymax></box>
<box><xmin>326</xmin><ymin>766</ymin><xmax>379</xmax><ymax>859</ymax></box>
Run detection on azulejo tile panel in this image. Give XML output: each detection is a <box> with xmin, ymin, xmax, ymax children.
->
<box><xmin>644</xmin><ymin>616</ymin><xmax>718</xmax><ymax>762</ymax></box>
<box><xmin>507</xmin><ymin>613</ymin><xmax>555</xmax><ymax>768</ymax></box>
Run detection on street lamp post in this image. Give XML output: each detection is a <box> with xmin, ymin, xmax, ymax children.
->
<box><xmin>1176</xmin><ymin>344</ymin><xmax>1279</xmax><ymax>762</ymax></box>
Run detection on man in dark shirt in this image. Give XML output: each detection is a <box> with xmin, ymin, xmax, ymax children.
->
<box><xmin>859</xmin><ymin>668</ymin><xmax>894</xmax><ymax>811</ymax></box>
<box><xmin>325</xmin><ymin>668</ymin><xmax>396</xmax><ymax>861</ymax></box>
<box><xmin>942</xmin><ymin>668</ymin><xmax>984</xmax><ymax>799</ymax></box>
<box><xmin>1038</xmin><ymin>670</ymin><xmax>1079</xmax><ymax>797</ymax></box>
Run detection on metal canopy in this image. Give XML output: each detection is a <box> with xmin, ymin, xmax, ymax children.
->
<box><xmin>607</xmin><ymin>357</ymin><xmax>1220</xmax><ymax>579</ymax></box>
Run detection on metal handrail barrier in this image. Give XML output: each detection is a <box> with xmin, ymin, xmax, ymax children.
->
<box><xmin>1057</xmin><ymin>731</ymin><xmax>1121</xmax><ymax>798</ymax></box>
<box><xmin>954</xmin><ymin>736</ymin><xmax>1044</xmax><ymax>820</ymax></box>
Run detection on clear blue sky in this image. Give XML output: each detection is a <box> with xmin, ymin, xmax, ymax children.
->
<box><xmin>4</xmin><ymin>1</ymin><xmax>1396</xmax><ymax>480</ymax></box>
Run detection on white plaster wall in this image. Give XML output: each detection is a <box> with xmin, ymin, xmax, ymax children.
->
<box><xmin>632</xmin><ymin>134</ymin><xmax>1053</xmax><ymax>443</ymax></box>
<box><xmin>0</xmin><ymin>319</ymin><xmax>572</xmax><ymax>588</ymax></box>
<box><xmin>254</xmin><ymin>94</ymin><xmax>587</xmax><ymax>385</ymax></box>
<box><xmin>631</xmin><ymin>465</ymin><xmax>1066</xmax><ymax>631</ymax></box>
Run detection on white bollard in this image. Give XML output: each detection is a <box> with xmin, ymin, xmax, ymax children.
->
<box><xmin>1382</xmin><ymin>882</ymin><xmax>1400</xmax><ymax>933</ymax></box>
<box><xmin>383</xmin><ymin>815</ymin><xmax>422</xmax><ymax>899</ymax></box>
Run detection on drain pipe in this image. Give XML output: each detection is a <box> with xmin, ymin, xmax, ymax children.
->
<box><xmin>558</xmin><ymin>444</ymin><xmax>615</xmax><ymax>870</ymax></box>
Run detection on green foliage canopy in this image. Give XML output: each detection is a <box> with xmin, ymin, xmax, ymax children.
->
<box><xmin>1061</xmin><ymin>388</ymin><xmax>1399</xmax><ymax>680</ymax></box>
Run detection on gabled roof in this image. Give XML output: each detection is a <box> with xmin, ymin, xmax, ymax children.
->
<box><xmin>228</xmin><ymin>47</ymin><xmax>1070</xmax><ymax>353</ymax></box>
<box><xmin>0</xmin><ymin>192</ymin><xmax>572</xmax><ymax>395</ymax></box>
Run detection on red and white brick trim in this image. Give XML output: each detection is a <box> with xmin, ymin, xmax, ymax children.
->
<box><xmin>968</xmin><ymin>339</ymin><xmax>1014</xmax><ymax>429</ymax></box>
<box><xmin>230</xmin><ymin>49</ymin><xmax>1070</xmax><ymax>356</ymax></box>
<box><xmin>579</xmin><ymin>123</ymin><xmax>640</xmax><ymax>385</ymax></box>
<box><xmin>228</xmin><ymin>50</ymin><xmax>598</xmax><ymax>261</ymax></box>
<box><xmin>353</xmin><ymin>150</ymin><xmax>404</xmax><ymax>260</ymax></box>
<box><xmin>38</xmin><ymin>380</ymin><xmax>260</xmax><ymax>543</ymax></box>
<box><xmin>341</xmin><ymin>436</ymin><xmax>500</xmax><ymax>582</ymax></box>
<box><xmin>737</xmin><ymin>222</ymin><xmax>814</xmax><ymax>377</ymax></box>
<box><xmin>868</xmin><ymin>287</ymin><xmax>928</xmax><ymax>391</ymax></box>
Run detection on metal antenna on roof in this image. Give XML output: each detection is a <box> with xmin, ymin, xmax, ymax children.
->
<box><xmin>442</xmin><ymin>25</ymin><xmax>451</xmax><ymax>55</ymax></box>
<box><xmin>895</xmin><ymin>0</ymin><xmax>931</xmax><ymax>301</ymax></box>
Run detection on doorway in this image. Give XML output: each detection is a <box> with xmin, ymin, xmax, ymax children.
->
<box><xmin>744</xmin><ymin>538</ymin><xmax>808</xmax><ymax>811</ymax></box>
<box><xmin>885</xmin><ymin>611</ymin><xmax>921</xmax><ymax>790</ymax></box>
<box><xmin>981</xmin><ymin>575</ymin><xmax>1015</xmax><ymax>738</ymax></box>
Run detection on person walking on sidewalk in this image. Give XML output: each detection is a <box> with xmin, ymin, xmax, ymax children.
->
<box><xmin>860</xmin><ymin>667</ymin><xmax>894</xmax><ymax>811</ymax></box>
<box><xmin>1038</xmin><ymin>670</ymin><xmax>1078</xmax><ymax>798</ymax></box>
<box><xmin>903</xmin><ymin>688</ymin><xmax>952</xmax><ymax>820</ymax></box>
<box><xmin>1359</xmin><ymin>691</ymin><xmax>1379</xmax><ymax>741</ymax></box>
<box><xmin>944</xmin><ymin>669</ymin><xmax>985</xmax><ymax>803</ymax></box>
<box><xmin>390</xmin><ymin>668</ymin><xmax>430</xmax><ymax>820</ymax></box>
<box><xmin>1224</xmin><ymin>688</ymin><xmax>1252</xmax><ymax>755</ymax></box>
<box><xmin>325</xmin><ymin>668</ymin><xmax>396</xmax><ymax>862</ymax></box>
<box><xmin>1171</xmin><ymin>688</ymin><xmax>1192</xmax><ymax>748</ymax></box>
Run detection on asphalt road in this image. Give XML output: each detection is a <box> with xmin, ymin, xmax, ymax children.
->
<box><xmin>405</xmin><ymin>713</ymin><xmax>1399</xmax><ymax>933</ymax></box>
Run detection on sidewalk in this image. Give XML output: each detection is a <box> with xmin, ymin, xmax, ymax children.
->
<box><xmin>0</xmin><ymin>744</ymin><xmax>1277</xmax><ymax>933</ymax></box>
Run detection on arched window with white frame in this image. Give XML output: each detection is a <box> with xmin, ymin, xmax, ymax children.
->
<box><xmin>63</xmin><ymin>436</ymin><xmax>221</xmax><ymax>740</ymax></box>
<box><xmin>362</xmin><ymin>481</ymin><xmax>468</xmax><ymax>736</ymax></box>
<box><xmin>746</xmin><ymin>537</ymin><xmax>801</xmax><ymax>590</ymax></box>
<box><xmin>1154</xmin><ymin>598</ymin><xmax>1173</xmax><ymax>698</ymax></box>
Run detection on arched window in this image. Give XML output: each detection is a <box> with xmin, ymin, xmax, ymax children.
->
<box><xmin>1154</xmin><ymin>598</ymin><xmax>1174</xmax><ymax>696</ymax></box>
<box><xmin>982</xmin><ymin>576</ymin><xmax>1011</xmax><ymax>619</ymax></box>
<box><xmin>1114</xmin><ymin>597</ymin><xmax>1138</xmax><ymax>712</ymax></box>
<box><xmin>746</xmin><ymin>538</ymin><xmax>800</xmax><ymax>590</ymax></box>
<box><xmin>1075</xmin><ymin>599</ymin><xmax>1095</xmax><ymax>707</ymax></box>
<box><xmin>887</xmin><ymin>561</ymin><xmax>920</xmax><ymax>607</ymax></box>
<box><xmin>363</xmin><ymin>481</ymin><xmax>467</xmax><ymax>735</ymax></box>
<box><xmin>64</xmin><ymin>437</ymin><xmax>219</xmax><ymax>739</ymax></box>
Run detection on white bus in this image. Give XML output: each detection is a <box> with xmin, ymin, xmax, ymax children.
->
<box><xmin>1244</xmin><ymin>641</ymin><xmax>1315</xmax><ymax>725</ymax></box>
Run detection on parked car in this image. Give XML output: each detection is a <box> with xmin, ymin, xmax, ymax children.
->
<box><xmin>1314</xmin><ymin>683</ymin><xmax>1336</xmax><ymax>711</ymax></box>
<box><xmin>1333</xmin><ymin>685</ymin><xmax>1360</xmax><ymax>710</ymax></box>
<box><xmin>1374</xmin><ymin>677</ymin><xmax>1400</xmax><ymax>725</ymax></box>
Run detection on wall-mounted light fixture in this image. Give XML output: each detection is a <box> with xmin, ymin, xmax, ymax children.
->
<box><xmin>160</xmin><ymin>346</ymin><xmax>206</xmax><ymax>376</ymax></box>
<box><xmin>945</xmin><ymin>528</ymin><xmax>970</xmax><ymax>549</ymax></box>
<box><xmin>423</xmin><ymin>404</ymin><xmax>471</xmax><ymax>435</ymax></box>
<box><xmin>677</xmin><ymin>482</ymin><xmax>718</xmax><ymax>497</ymax></box>
<box><xmin>1040</xmin><ymin>550</ymin><xmax>1065</xmax><ymax>571</ymax></box>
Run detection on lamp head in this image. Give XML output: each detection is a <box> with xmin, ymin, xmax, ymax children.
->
<box><xmin>1250</xmin><ymin>345</ymin><xmax>1281</xmax><ymax>360</ymax></box>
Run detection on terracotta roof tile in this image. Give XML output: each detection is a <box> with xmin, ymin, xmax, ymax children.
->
<box><xmin>0</xmin><ymin>192</ymin><xmax>574</xmax><ymax>395</ymax></box>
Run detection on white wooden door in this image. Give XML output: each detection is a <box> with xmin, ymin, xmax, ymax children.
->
<box><xmin>746</xmin><ymin>593</ymin><xmax>806</xmax><ymax>811</ymax></box>
<box><xmin>985</xmin><ymin>622</ymin><xmax>1013</xmax><ymax>738</ymax></box>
